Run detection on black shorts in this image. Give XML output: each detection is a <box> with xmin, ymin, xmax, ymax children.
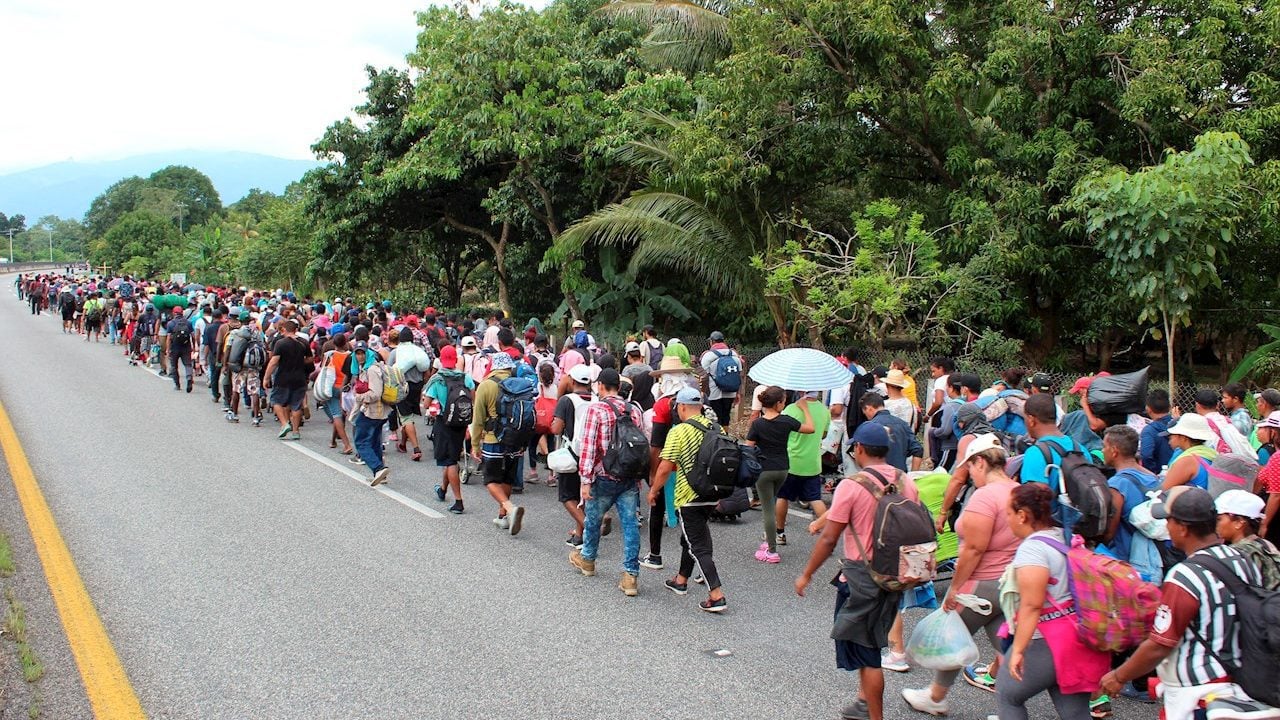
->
<box><xmin>557</xmin><ymin>473</ymin><xmax>582</xmax><ymax>504</ymax></box>
<box><xmin>433</xmin><ymin>424</ymin><xmax>465</xmax><ymax>467</ymax></box>
<box><xmin>778</xmin><ymin>474</ymin><xmax>822</xmax><ymax>502</ymax></box>
<box><xmin>396</xmin><ymin>380</ymin><xmax>425</xmax><ymax>418</ymax></box>
<box><xmin>481</xmin><ymin>443</ymin><xmax>520</xmax><ymax>485</ymax></box>
<box><xmin>270</xmin><ymin>384</ymin><xmax>307</xmax><ymax>411</ymax></box>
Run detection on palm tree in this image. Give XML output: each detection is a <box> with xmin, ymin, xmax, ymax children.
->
<box><xmin>598</xmin><ymin>0</ymin><xmax>732</xmax><ymax>73</ymax></box>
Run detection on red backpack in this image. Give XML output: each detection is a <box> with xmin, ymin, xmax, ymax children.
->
<box><xmin>533</xmin><ymin>393</ymin><xmax>557</xmax><ymax>435</ymax></box>
<box><xmin>1033</xmin><ymin>535</ymin><xmax>1160</xmax><ymax>653</ymax></box>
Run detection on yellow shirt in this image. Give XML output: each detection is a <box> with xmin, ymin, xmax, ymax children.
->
<box><xmin>660</xmin><ymin>414</ymin><xmax>716</xmax><ymax>507</ymax></box>
<box><xmin>903</xmin><ymin>375</ymin><xmax>921</xmax><ymax>408</ymax></box>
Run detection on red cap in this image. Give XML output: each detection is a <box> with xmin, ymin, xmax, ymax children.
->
<box><xmin>424</xmin><ymin>306</ymin><xmax>437</xmax><ymax>316</ymax></box>
<box><xmin>173</xmin><ymin>307</ymin><xmax>183</xmax><ymax>316</ymax></box>
<box><xmin>439</xmin><ymin>344</ymin><xmax>458</xmax><ymax>370</ymax></box>
<box><xmin>1068</xmin><ymin>371</ymin><xmax>1111</xmax><ymax>395</ymax></box>
<box><xmin>406</xmin><ymin>315</ymin><xmax>420</xmax><ymax>327</ymax></box>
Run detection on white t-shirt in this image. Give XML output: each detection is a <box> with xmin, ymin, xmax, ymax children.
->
<box><xmin>751</xmin><ymin>383</ymin><xmax>771</xmax><ymax>413</ymax></box>
<box><xmin>932</xmin><ymin>376</ymin><xmax>950</xmax><ymax>405</ymax></box>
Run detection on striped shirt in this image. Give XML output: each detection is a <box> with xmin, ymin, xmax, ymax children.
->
<box><xmin>659</xmin><ymin>415</ymin><xmax>715</xmax><ymax>508</ymax></box>
<box><xmin>1151</xmin><ymin>544</ymin><xmax>1263</xmax><ymax>687</ymax></box>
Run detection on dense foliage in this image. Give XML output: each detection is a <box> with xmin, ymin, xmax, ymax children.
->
<box><xmin>48</xmin><ymin>0</ymin><xmax>1280</xmax><ymax>378</ymax></box>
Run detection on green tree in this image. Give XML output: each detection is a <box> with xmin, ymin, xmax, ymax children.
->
<box><xmin>93</xmin><ymin>210</ymin><xmax>180</xmax><ymax>278</ymax></box>
<box><xmin>148</xmin><ymin>166</ymin><xmax>223</xmax><ymax>229</ymax></box>
<box><xmin>84</xmin><ymin>177</ymin><xmax>148</xmax><ymax>238</ymax></box>
<box><xmin>1070</xmin><ymin>132</ymin><xmax>1253</xmax><ymax>386</ymax></box>
<box><xmin>228</xmin><ymin>189</ymin><xmax>278</xmax><ymax>221</ymax></box>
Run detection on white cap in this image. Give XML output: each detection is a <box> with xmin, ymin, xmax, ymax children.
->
<box><xmin>961</xmin><ymin>433</ymin><xmax>1006</xmax><ymax>464</ymax></box>
<box><xmin>572</xmin><ymin>319</ymin><xmax>586</xmax><ymax>329</ymax></box>
<box><xmin>1215</xmin><ymin>489</ymin><xmax>1266</xmax><ymax>520</ymax></box>
<box><xmin>569</xmin><ymin>364</ymin><xmax>593</xmax><ymax>385</ymax></box>
<box><xmin>624</xmin><ymin>341</ymin><xmax>642</xmax><ymax>355</ymax></box>
<box><xmin>460</xmin><ymin>336</ymin><xmax>477</xmax><ymax>348</ymax></box>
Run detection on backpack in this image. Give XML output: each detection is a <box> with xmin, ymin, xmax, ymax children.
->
<box><xmin>1205</xmin><ymin>415</ymin><xmax>1259</xmax><ymax>461</ymax></box>
<box><xmin>170</xmin><ymin>319</ymin><xmax>193</xmax><ymax>345</ymax></box>
<box><xmin>1032</xmin><ymin>535</ymin><xmax>1160</xmax><ymax>653</ymax></box>
<box><xmin>1186</xmin><ymin>553</ymin><xmax>1280</xmax><ymax>707</ymax></box>
<box><xmin>952</xmin><ymin>389</ymin><xmax>1029</xmax><ymax>437</ymax></box>
<box><xmin>683</xmin><ymin>420</ymin><xmax>741</xmax><ymax>501</ymax></box>
<box><xmin>849</xmin><ymin>467</ymin><xmax>938</xmax><ymax>592</ymax></box>
<box><xmin>533</xmin><ymin>393</ymin><xmax>557</xmax><ymax>435</ymax></box>
<box><xmin>1037</xmin><ymin>438</ymin><xmax>1113</xmax><ymax>540</ymax></box>
<box><xmin>495</xmin><ymin>376</ymin><xmax>538</xmax><ymax>451</ymax></box>
<box><xmin>994</xmin><ymin>430</ymin><xmax>1035</xmax><ymax>456</ymax></box>
<box><xmin>602</xmin><ymin>401</ymin><xmax>651</xmax><ymax>481</ymax></box>
<box><xmin>736</xmin><ymin>444</ymin><xmax>763</xmax><ymax>488</ymax></box>
<box><xmin>709</xmin><ymin>349</ymin><xmax>742</xmax><ymax>393</ymax></box>
<box><xmin>243</xmin><ymin>339</ymin><xmax>268</xmax><ymax>371</ymax></box>
<box><xmin>441</xmin><ymin>375</ymin><xmax>473</xmax><ymax>429</ymax></box>
<box><xmin>381</xmin><ymin>364</ymin><xmax>407</xmax><ymax>404</ymax></box>
<box><xmin>844</xmin><ymin>370</ymin><xmax>877</xmax><ymax>436</ymax></box>
<box><xmin>313</xmin><ymin>351</ymin><xmax>337</xmax><ymax>402</ymax></box>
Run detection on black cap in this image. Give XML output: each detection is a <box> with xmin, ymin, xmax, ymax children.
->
<box><xmin>597</xmin><ymin>368</ymin><xmax>621</xmax><ymax>388</ymax></box>
<box><xmin>1030</xmin><ymin>373</ymin><xmax>1053</xmax><ymax>391</ymax></box>
<box><xmin>1151</xmin><ymin>486</ymin><xmax>1216</xmax><ymax>524</ymax></box>
<box><xmin>709</xmin><ymin>331</ymin><xmax>725</xmax><ymax>342</ymax></box>
<box><xmin>1194</xmin><ymin>388</ymin><xmax>1220</xmax><ymax>408</ymax></box>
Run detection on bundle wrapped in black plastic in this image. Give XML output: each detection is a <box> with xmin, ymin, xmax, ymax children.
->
<box><xmin>1087</xmin><ymin>367</ymin><xmax>1149</xmax><ymax>415</ymax></box>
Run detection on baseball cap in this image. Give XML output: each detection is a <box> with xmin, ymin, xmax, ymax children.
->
<box><xmin>1151</xmin><ymin>486</ymin><xmax>1216</xmax><ymax>524</ymax></box>
<box><xmin>851</xmin><ymin>422</ymin><xmax>890</xmax><ymax>447</ymax></box>
<box><xmin>438</xmin><ymin>345</ymin><xmax>458</xmax><ymax>370</ymax></box>
<box><xmin>624</xmin><ymin>341</ymin><xmax>642</xmax><ymax>355</ymax></box>
<box><xmin>1068</xmin><ymin>372</ymin><xmax>1110</xmax><ymax>395</ymax></box>
<box><xmin>708</xmin><ymin>330</ymin><xmax>725</xmax><ymax>342</ymax></box>
<box><xmin>572</xmin><ymin>319</ymin><xmax>586</xmax><ymax>329</ymax></box>
<box><xmin>424</xmin><ymin>306</ymin><xmax>437</xmax><ymax>315</ymax></box>
<box><xmin>1194</xmin><ymin>388</ymin><xmax>1221</xmax><ymax>408</ymax></box>
<box><xmin>961</xmin><ymin>433</ymin><xmax>1006</xmax><ymax>464</ymax></box>
<box><xmin>352</xmin><ymin>340</ymin><xmax>369</xmax><ymax>352</ymax></box>
<box><xmin>172</xmin><ymin>307</ymin><xmax>183</xmax><ymax>315</ymax></box>
<box><xmin>1030</xmin><ymin>373</ymin><xmax>1053</xmax><ymax>392</ymax></box>
<box><xmin>597</xmin><ymin>368</ymin><xmax>621</xmax><ymax>387</ymax></box>
<box><xmin>675</xmin><ymin>387</ymin><xmax>703</xmax><ymax>405</ymax></box>
<box><xmin>1259</xmin><ymin>411</ymin><xmax>1280</xmax><ymax>430</ymax></box>
<box><xmin>1215</xmin><ymin>489</ymin><xmax>1266</xmax><ymax>520</ymax></box>
<box><xmin>460</xmin><ymin>336</ymin><xmax>477</xmax><ymax>348</ymax></box>
<box><xmin>569</xmin><ymin>364</ymin><xmax>593</xmax><ymax>385</ymax></box>
<box><xmin>238</xmin><ymin>310</ymin><xmax>251</xmax><ymax>321</ymax></box>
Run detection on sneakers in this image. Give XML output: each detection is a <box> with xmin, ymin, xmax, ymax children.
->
<box><xmin>881</xmin><ymin>650</ymin><xmax>910</xmax><ymax>673</ymax></box>
<box><xmin>639</xmin><ymin>553</ymin><xmax>663</xmax><ymax>570</ymax></box>
<box><xmin>699</xmin><ymin>596</ymin><xmax>727</xmax><ymax>613</ymax></box>
<box><xmin>962</xmin><ymin>664</ymin><xmax>996</xmax><ymax>693</ymax></box>
<box><xmin>348</xmin><ymin>456</ymin><xmax>365</xmax><ymax>465</ymax></box>
<box><xmin>1119</xmin><ymin>685</ymin><xmax>1155</xmax><ymax>704</ymax></box>
<box><xmin>754</xmin><ymin>542</ymin><xmax>781</xmax><ymax>564</ymax></box>
<box><xmin>566</xmin><ymin>535</ymin><xmax>583</xmax><ymax>548</ymax></box>
<box><xmin>371</xmin><ymin>467</ymin><xmax>390</xmax><ymax>486</ymax></box>
<box><xmin>225</xmin><ymin>412</ymin><xmax>239</xmax><ymax>423</ymax></box>
<box><xmin>1089</xmin><ymin>695</ymin><xmax>1111</xmax><ymax>719</ymax></box>
<box><xmin>492</xmin><ymin>516</ymin><xmax>510</xmax><ymax>530</ymax></box>
<box><xmin>692</xmin><ymin>573</ymin><xmax>705</xmax><ymax>585</ymax></box>
<box><xmin>434</xmin><ymin>485</ymin><xmax>447</xmax><ymax>502</ymax></box>
<box><xmin>776</xmin><ymin>531</ymin><xmax>788</xmax><ymax>546</ymax></box>
<box><xmin>252</xmin><ymin>416</ymin><xmax>263</xmax><ymax>427</ymax></box>
<box><xmin>901</xmin><ymin>688</ymin><xmax>949</xmax><ymax>716</ymax></box>
<box><xmin>447</xmin><ymin>501</ymin><xmax>464</xmax><ymax>515</ymax></box>
<box><xmin>277</xmin><ymin>425</ymin><xmax>291</xmax><ymax>439</ymax></box>
<box><xmin>508</xmin><ymin>506</ymin><xmax>525</xmax><ymax>536</ymax></box>
<box><xmin>663</xmin><ymin>579</ymin><xmax>688</xmax><ymax>595</ymax></box>
<box><xmin>1205</xmin><ymin>696</ymin><xmax>1280</xmax><ymax>720</ymax></box>
<box><xmin>568</xmin><ymin>551</ymin><xmax>596</xmax><ymax>577</ymax></box>
<box><xmin>619</xmin><ymin>572</ymin><xmax>638</xmax><ymax>597</ymax></box>
<box><xmin>840</xmin><ymin>699</ymin><xmax>869</xmax><ymax>720</ymax></box>
<box><xmin>287</xmin><ymin>432</ymin><xmax>301</xmax><ymax>442</ymax></box>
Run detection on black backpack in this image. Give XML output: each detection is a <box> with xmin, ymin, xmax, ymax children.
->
<box><xmin>844</xmin><ymin>370</ymin><xmax>878</xmax><ymax>436</ymax></box>
<box><xmin>442</xmin><ymin>375</ymin><xmax>473</xmax><ymax>428</ymax></box>
<box><xmin>851</xmin><ymin>467</ymin><xmax>939</xmax><ymax>592</ymax></box>
<box><xmin>170</xmin><ymin>319</ymin><xmax>192</xmax><ymax>344</ymax></box>
<box><xmin>1037</xmin><ymin>438</ymin><xmax>1112</xmax><ymax>539</ymax></box>
<box><xmin>1189</xmin><ymin>553</ymin><xmax>1280</xmax><ymax>707</ymax></box>
<box><xmin>683</xmin><ymin>420</ymin><xmax>740</xmax><ymax>501</ymax></box>
<box><xmin>602</xmin><ymin>402</ymin><xmax>651</xmax><ymax>481</ymax></box>
<box><xmin>495</xmin><ymin>376</ymin><xmax>538</xmax><ymax>452</ymax></box>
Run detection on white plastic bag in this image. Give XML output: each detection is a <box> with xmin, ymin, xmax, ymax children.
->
<box><xmin>548</xmin><ymin>447</ymin><xmax>578</xmax><ymax>474</ymax></box>
<box><xmin>906</xmin><ymin>608</ymin><xmax>979</xmax><ymax>671</ymax></box>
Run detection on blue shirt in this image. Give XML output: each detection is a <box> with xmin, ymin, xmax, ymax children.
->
<box><xmin>866</xmin><ymin>410</ymin><xmax>923</xmax><ymax>473</ymax></box>
<box><xmin>1106</xmin><ymin>467</ymin><xmax>1161</xmax><ymax>562</ymax></box>
<box><xmin>1140</xmin><ymin>414</ymin><xmax>1175</xmax><ymax>474</ymax></box>
<box><xmin>1020</xmin><ymin>434</ymin><xmax>1079</xmax><ymax>492</ymax></box>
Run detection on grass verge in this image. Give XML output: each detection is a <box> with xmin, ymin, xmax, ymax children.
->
<box><xmin>0</xmin><ymin>529</ymin><xmax>42</xmax><ymax>716</ymax></box>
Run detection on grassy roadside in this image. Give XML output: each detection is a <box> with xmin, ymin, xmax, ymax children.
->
<box><xmin>0</xmin><ymin>528</ymin><xmax>43</xmax><ymax>718</ymax></box>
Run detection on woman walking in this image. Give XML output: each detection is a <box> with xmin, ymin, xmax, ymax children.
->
<box><xmin>745</xmin><ymin>386</ymin><xmax>813</xmax><ymax>562</ymax></box>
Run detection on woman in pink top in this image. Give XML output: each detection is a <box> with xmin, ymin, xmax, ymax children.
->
<box><xmin>902</xmin><ymin>433</ymin><xmax>1021</xmax><ymax>716</ymax></box>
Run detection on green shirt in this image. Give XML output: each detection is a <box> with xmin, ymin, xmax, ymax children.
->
<box><xmin>784</xmin><ymin>401</ymin><xmax>830</xmax><ymax>477</ymax></box>
<box><xmin>914</xmin><ymin>469</ymin><xmax>959</xmax><ymax>562</ymax></box>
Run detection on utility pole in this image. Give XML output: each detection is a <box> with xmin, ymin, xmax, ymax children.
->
<box><xmin>175</xmin><ymin>202</ymin><xmax>188</xmax><ymax>235</ymax></box>
<box><xmin>47</xmin><ymin>227</ymin><xmax>53</xmax><ymax>262</ymax></box>
<box><xmin>4</xmin><ymin>228</ymin><xmax>13</xmax><ymax>265</ymax></box>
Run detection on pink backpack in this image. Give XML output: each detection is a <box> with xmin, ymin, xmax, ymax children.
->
<box><xmin>1033</xmin><ymin>535</ymin><xmax>1160</xmax><ymax>653</ymax></box>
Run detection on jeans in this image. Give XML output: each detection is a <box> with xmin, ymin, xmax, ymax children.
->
<box><xmin>582</xmin><ymin>477</ymin><xmax>641</xmax><ymax>575</ymax></box>
<box><xmin>208</xmin><ymin>359</ymin><xmax>222</xmax><ymax>401</ymax></box>
<box><xmin>354</xmin><ymin>414</ymin><xmax>387</xmax><ymax>474</ymax></box>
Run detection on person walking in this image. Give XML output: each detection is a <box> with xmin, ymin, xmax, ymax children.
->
<box><xmin>699</xmin><ymin>331</ymin><xmax>742</xmax><ymax>426</ymax></box>
<box><xmin>263</xmin><ymin>319</ymin><xmax>312</xmax><ymax>441</ymax></box>
<box><xmin>569</xmin><ymin>369</ymin><xmax>646</xmax><ymax>597</ymax></box>
<box><xmin>426</xmin><ymin>345</ymin><xmax>473</xmax><ymax>515</ymax></box>
<box><xmin>470</xmin><ymin>352</ymin><xmax>526</xmax><ymax>535</ymax></box>
<box><xmin>166</xmin><ymin>307</ymin><xmax>195</xmax><ymax>393</ymax></box>
<box><xmin>350</xmin><ymin>341</ymin><xmax>391</xmax><ymax>487</ymax></box>
<box><xmin>746</xmin><ymin>386</ymin><xmax>814</xmax><ymax>562</ymax></box>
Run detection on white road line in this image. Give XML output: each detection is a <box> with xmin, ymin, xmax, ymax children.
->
<box><xmin>283</xmin><ymin>442</ymin><xmax>444</xmax><ymax>519</ymax></box>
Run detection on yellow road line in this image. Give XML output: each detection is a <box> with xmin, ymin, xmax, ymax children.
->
<box><xmin>0</xmin><ymin>399</ymin><xmax>146</xmax><ymax>719</ymax></box>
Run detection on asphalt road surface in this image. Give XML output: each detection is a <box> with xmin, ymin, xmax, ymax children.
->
<box><xmin>0</xmin><ymin>285</ymin><xmax>1151</xmax><ymax>719</ymax></box>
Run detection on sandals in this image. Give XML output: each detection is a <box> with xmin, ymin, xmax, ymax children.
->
<box><xmin>396</xmin><ymin>441</ymin><xmax>408</xmax><ymax>454</ymax></box>
<box><xmin>411</xmin><ymin>448</ymin><xmax>422</xmax><ymax>462</ymax></box>
<box><xmin>339</xmin><ymin>448</ymin><xmax>354</xmax><ymax>456</ymax></box>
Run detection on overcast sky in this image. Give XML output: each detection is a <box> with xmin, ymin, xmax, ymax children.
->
<box><xmin>0</xmin><ymin>0</ymin><xmax>543</xmax><ymax>173</ymax></box>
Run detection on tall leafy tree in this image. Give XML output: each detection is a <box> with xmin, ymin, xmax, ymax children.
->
<box><xmin>148</xmin><ymin>166</ymin><xmax>222</xmax><ymax>229</ymax></box>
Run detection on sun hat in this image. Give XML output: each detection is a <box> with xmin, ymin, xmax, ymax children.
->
<box><xmin>883</xmin><ymin>369</ymin><xmax>910</xmax><ymax>388</ymax></box>
<box><xmin>961</xmin><ymin>433</ymin><xmax>1006</xmax><ymax>464</ymax></box>
<box><xmin>1215</xmin><ymin>489</ymin><xmax>1266</xmax><ymax>520</ymax></box>
<box><xmin>1162</xmin><ymin>413</ymin><xmax>1217</xmax><ymax>443</ymax></box>
<box><xmin>651</xmin><ymin>356</ymin><xmax>691</xmax><ymax>376</ymax></box>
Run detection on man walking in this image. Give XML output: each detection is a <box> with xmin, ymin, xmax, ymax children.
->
<box><xmin>470</xmin><ymin>352</ymin><xmax>527</xmax><ymax>536</ymax></box>
<box><xmin>699</xmin><ymin>331</ymin><xmax>742</xmax><ymax>426</ymax></box>
<box><xmin>204</xmin><ymin>308</ymin><xmax>226</xmax><ymax>405</ymax></box>
<box><xmin>569</xmin><ymin>369</ymin><xmax>645</xmax><ymax>596</ymax></box>
<box><xmin>166</xmin><ymin>307</ymin><xmax>195</xmax><ymax>392</ymax></box>
<box><xmin>263</xmin><ymin>319</ymin><xmax>312</xmax><ymax>441</ymax></box>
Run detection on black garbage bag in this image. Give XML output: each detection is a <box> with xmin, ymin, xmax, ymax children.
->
<box><xmin>1087</xmin><ymin>367</ymin><xmax>1149</xmax><ymax>416</ymax></box>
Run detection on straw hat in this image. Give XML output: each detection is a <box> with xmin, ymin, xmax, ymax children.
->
<box><xmin>883</xmin><ymin>369</ymin><xmax>910</xmax><ymax>388</ymax></box>
<box><xmin>651</xmin><ymin>355</ymin><xmax>692</xmax><ymax>377</ymax></box>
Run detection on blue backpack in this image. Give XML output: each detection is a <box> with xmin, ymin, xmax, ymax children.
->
<box><xmin>495</xmin><ymin>376</ymin><xmax>537</xmax><ymax>452</ymax></box>
<box><xmin>952</xmin><ymin>388</ymin><xmax>1029</xmax><ymax>437</ymax></box>
<box><xmin>710</xmin><ymin>349</ymin><xmax>742</xmax><ymax>392</ymax></box>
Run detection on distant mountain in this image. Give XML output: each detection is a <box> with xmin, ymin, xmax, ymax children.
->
<box><xmin>0</xmin><ymin>150</ymin><xmax>322</xmax><ymax>222</ymax></box>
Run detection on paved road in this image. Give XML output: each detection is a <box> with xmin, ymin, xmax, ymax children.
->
<box><xmin>0</xmin><ymin>287</ymin><xmax>1150</xmax><ymax>719</ymax></box>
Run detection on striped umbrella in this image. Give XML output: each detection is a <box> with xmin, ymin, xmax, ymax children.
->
<box><xmin>747</xmin><ymin>347</ymin><xmax>852</xmax><ymax>391</ymax></box>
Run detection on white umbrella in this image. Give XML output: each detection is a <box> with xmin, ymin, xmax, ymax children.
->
<box><xmin>748</xmin><ymin>347</ymin><xmax>852</xmax><ymax>391</ymax></box>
